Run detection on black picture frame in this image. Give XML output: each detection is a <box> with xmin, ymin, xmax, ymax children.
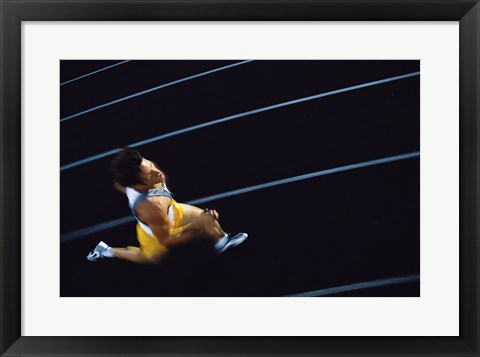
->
<box><xmin>1</xmin><ymin>0</ymin><xmax>478</xmax><ymax>356</ymax></box>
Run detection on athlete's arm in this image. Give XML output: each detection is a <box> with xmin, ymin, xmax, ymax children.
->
<box><xmin>136</xmin><ymin>197</ymin><xmax>173</xmax><ymax>246</ymax></box>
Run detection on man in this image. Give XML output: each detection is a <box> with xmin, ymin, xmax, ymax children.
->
<box><xmin>87</xmin><ymin>148</ymin><xmax>248</xmax><ymax>264</ymax></box>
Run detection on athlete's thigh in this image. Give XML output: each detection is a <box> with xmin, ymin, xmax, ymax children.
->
<box><xmin>179</xmin><ymin>203</ymin><xmax>205</xmax><ymax>226</ymax></box>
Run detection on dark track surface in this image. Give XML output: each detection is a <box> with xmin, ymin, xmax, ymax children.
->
<box><xmin>60</xmin><ymin>60</ymin><xmax>420</xmax><ymax>297</ymax></box>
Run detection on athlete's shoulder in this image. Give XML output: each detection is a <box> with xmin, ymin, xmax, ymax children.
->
<box><xmin>136</xmin><ymin>195</ymin><xmax>170</xmax><ymax>222</ymax></box>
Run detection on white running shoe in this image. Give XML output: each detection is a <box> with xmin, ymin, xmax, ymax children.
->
<box><xmin>86</xmin><ymin>241</ymin><xmax>110</xmax><ymax>261</ymax></box>
<box><xmin>216</xmin><ymin>233</ymin><xmax>248</xmax><ymax>254</ymax></box>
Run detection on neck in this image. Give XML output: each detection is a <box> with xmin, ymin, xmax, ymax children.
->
<box><xmin>133</xmin><ymin>181</ymin><xmax>165</xmax><ymax>192</ymax></box>
<box><xmin>152</xmin><ymin>182</ymin><xmax>165</xmax><ymax>190</ymax></box>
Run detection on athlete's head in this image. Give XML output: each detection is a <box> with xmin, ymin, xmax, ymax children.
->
<box><xmin>111</xmin><ymin>148</ymin><xmax>165</xmax><ymax>189</ymax></box>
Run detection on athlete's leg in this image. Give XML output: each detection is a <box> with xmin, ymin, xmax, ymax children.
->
<box><xmin>87</xmin><ymin>240</ymin><xmax>167</xmax><ymax>264</ymax></box>
<box><xmin>111</xmin><ymin>246</ymin><xmax>168</xmax><ymax>265</ymax></box>
<box><xmin>178</xmin><ymin>204</ymin><xmax>248</xmax><ymax>253</ymax></box>
<box><xmin>105</xmin><ymin>209</ymin><xmax>221</xmax><ymax>262</ymax></box>
<box><xmin>179</xmin><ymin>204</ymin><xmax>226</xmax><ymax>243</ymax></box>
<box><xmin>95</xmin><ymin>222</ymin><xmax>169</xmax><ymax>264</ymax></box>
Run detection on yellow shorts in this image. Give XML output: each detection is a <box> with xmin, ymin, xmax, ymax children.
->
<box><xmin>136</xmin><ymin>199</ymin><xmax>184</xmax><ymax>258</ymax></box>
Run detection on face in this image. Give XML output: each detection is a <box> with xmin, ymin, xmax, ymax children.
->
<box><xmin>137</xmin><ymin>158</ymin><xmax>165</xmax><ymax>188</ymax></box>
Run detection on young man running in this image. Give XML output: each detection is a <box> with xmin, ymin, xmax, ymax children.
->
<box><xmin>87</xmin><ymin>148</ymin><xmax>248</xmax><ymax>264</ymax></box>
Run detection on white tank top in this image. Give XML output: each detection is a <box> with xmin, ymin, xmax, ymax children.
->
<box><xmin>125</xmin><ymin>185</ymin><xmax>175</xmax><ymax>237</ymax></box>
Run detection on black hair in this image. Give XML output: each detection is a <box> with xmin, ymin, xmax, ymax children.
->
<box><xmin>110</xmin><ymin>148</ymin><xmax>143</xmax><ymax>187</ymax></box>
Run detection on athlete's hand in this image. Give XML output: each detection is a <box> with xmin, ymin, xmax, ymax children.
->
<box><xmin>197</xmin><ymin>210</ymin><xmax>217</xmax><ymax>229</ymax></box>
<box><xmin>204</xmin><ymin>208</ymin><xmax>219</xmax><ymax>221</ymax></box>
